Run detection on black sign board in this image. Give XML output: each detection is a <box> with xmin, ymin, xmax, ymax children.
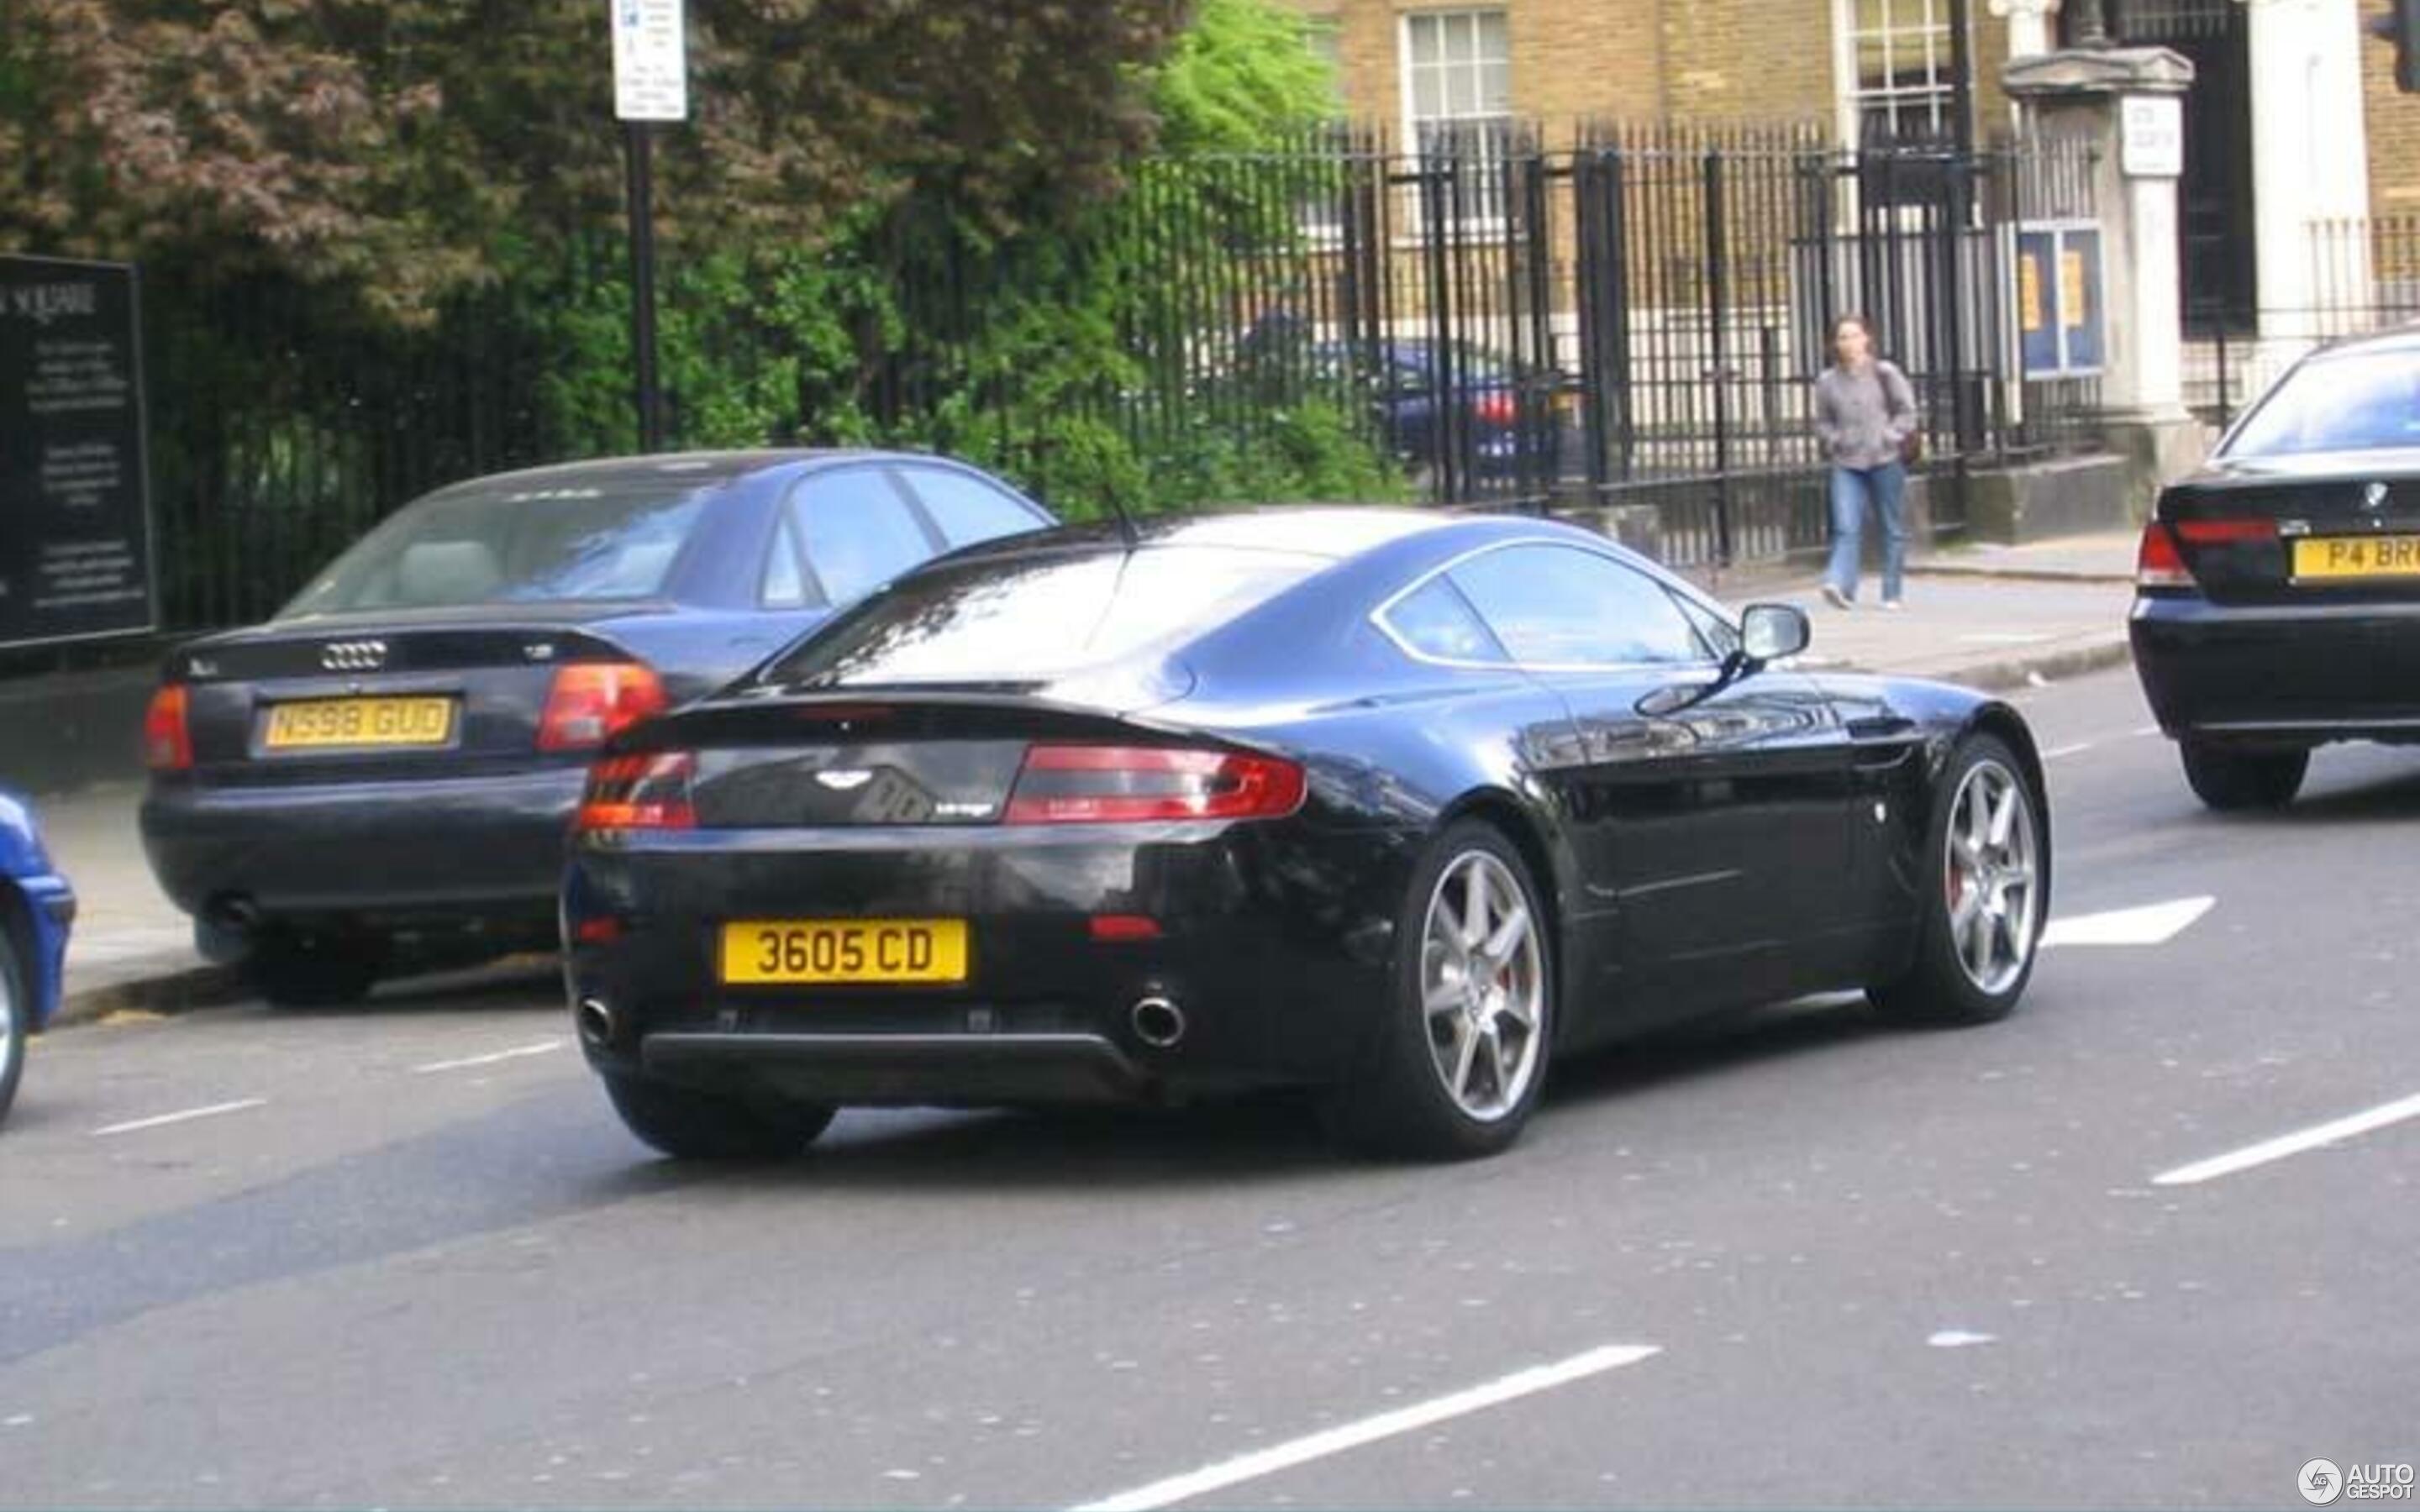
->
<box><xmin>0</xmin><ymin>254</ymin><xmax>157</xmax><ymax>648</ymax></box>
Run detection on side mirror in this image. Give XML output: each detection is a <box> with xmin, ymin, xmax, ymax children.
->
<box><xmin>1740</xmin><ymin>603</ymin><xmax>1811</xmax><ymax>664</ymax></box>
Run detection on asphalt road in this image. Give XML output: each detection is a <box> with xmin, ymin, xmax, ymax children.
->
<box><xmin>3</xmin><ymin>665</ymin><xmax>2415</xmax><ymax>1510</ymax></box>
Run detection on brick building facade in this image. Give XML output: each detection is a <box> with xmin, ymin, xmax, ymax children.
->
<box><xmin>1284</xmin><ymin>0</ymin><xmax>2420</xmax><ymax>326</ymax></box>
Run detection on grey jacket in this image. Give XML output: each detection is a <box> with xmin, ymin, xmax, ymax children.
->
<box><xmin>1815</xmin><ymin>360</ymin><xmax>1918</xmax><ymax>470</ymax></box>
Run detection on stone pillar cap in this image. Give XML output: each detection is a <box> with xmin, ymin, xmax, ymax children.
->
<box><xmin>2003</xmin><ymin>46</ymin><xmax>2196</xmax><ymax>98</ymax></box>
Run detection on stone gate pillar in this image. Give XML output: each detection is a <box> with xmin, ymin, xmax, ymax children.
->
<box><xmin>2006</xmin><ymin>45</ymin><xmax>2206</xmax><ymax>501</ymax></box>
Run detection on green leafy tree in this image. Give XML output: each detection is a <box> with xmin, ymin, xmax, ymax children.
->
<box><xmin>1</xmin><ymin>0</ymin><xmax>1192</xmax><ymax>314</ymax></box>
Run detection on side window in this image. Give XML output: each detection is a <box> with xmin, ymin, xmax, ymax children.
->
<box><xmin>791</xmin><ymin>468</ymin><xmax>940</xmax><ymax>607</ymax></box>
<box><xmin>760</xmin><ymin>512</ymin><xmax>809</xmax><ymax>609</ymax></box>
<box><xmin>1381</xmin><ymin>575</ymin><xmax>1511</xmax><ymax>664</ymax></box>
<box><xmin>900</xmin><ymin>466</ymin><xmax>1048</xmax><ymax>549</ymax></box>
<box><xmin>1449</xmin><ymin>544</ymin><xmax>1710</xmax><ymax>667</ymax></box>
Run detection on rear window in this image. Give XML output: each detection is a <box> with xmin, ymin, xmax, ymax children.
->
<box><xmin>2227</xmin><ymin>350</ymin><xmax>2420</xmax><ymax>458</ymax></box>
<box><xmin>280</xmin><ymin>478</ymin><xmax>718</xmax><ymax>616</ymax></box>
<box><xmin>762</xmin><ymin>546</ymin><xmax>1326</xmax><ymax>688</ymax></box>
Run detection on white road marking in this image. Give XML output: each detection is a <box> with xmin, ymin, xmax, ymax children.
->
<box><xmin>1928</xmin><ymin>1330</ymin><xmax>1997</xmax><ymax>1348</ymax></box>
<box><xmin>1958</xmin><ymin>632</ymin><xmax>2054</xmax><ymax>644</ymax></box>
<box><xmin>2152</xmin><ymin>1090</ymin><xmax>2420</xmax><ymax>1187</ymax></box>
<box><xmin>1070</xmin><ymin>1343</ymin><xmax>1661</xmax><ymax>1512</ymax></box>
<box><xmin>2041</xmin><ymin>896</ymin><xmax>2214</xmax><ymax>950</ymax></box>
<box><xmin>412</xmin><ymin>1040</ymin><xmax>564</xmax><ymax>1075</ymax></box>
<box><xmin>2042</xmin><ymin>743</ymin><xmax>2095</xmax><ymax>761</ymax></box>
<box><xmin>93</xmin><ymin>1099</ymin><xmax>267</xmax><ymax>1138</ymax></box>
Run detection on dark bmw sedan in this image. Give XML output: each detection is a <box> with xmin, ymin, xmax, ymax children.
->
<box><xmin>140</xmin><ymin>450</ymin><xmax>1051</xmax><ymax>1005</ymax></box>
<box><xmin>2134</xmin><ymin>325</ymin><xmax>2420</xmax><ymax>808</ymax></box>
<box><xmin>565</xmin><ymin>509</ymin><xmax>2051</xmax><ymax>1162</ymax></box>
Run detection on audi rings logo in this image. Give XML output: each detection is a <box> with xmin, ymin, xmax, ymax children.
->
<box><xmin>319</xmin><ymin>639</ymin><xmax>389</xmax><ymax>673</ymax></box>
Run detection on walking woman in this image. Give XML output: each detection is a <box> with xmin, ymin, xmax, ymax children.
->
<box><xmin>1814</xmin><ymin>314</ymin><xmax>1919</xmax><ymax>610</ymax></box>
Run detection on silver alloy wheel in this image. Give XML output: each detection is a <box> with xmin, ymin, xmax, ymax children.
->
<box><xmin>1944</xmin><ymin>758</ymin><xmax>2041</xmax><ymax>996</ymax></box>
<box><xmin>1420</xmin><ymin>850</ymin><xmax>1544</xmax><ymax>1122</ymax></box>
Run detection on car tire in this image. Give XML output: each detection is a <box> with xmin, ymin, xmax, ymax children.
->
<box><xmin>602</xmin><ymin>1072</ymin><xmax>836</xmax><ymax>1162</ymax></box>
<box><xmin>1323</xmin><ymin>820</ymin><xmax>1555</xmax><ymax>1162</ymax></box>
<box><xmin>1870</xmin><ymin>734</ymin><xmax>2047</xmax><ymax>1028</ymax></box>
<box><xmin>247</xmin><ymin>929</ymin><xmax>383</xmax><ymax>1009</ymax></box>
<box><xmin>2180</xmin><ymin>740</ymin><xmax>2307</xmax><ymax>811</ymax></box>
<box><xmin>0</xmin><ymin>922</ymin><xmax>26</xmax><ymax>1127</ymax></box>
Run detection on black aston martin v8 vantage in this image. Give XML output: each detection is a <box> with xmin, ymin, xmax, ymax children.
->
<box><xmin>564</xmin><ymin>509</ymin><xmax>2051</xmax><ymax>1161</ymax></box>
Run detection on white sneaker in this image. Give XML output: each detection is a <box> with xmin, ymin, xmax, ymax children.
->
<box><xmin>1820</xmin><ymin>584</ymin><xmax>1853</xmax><ymax>610</ymax></box>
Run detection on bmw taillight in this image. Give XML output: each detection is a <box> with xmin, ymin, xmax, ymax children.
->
<box><xmin>1004</xmin><ymin>745</ymin><xmax>1306</xmax><ymax>825</ymax></box>
<box><xmin>2136</xmin><ymin>522</ymin><xmax>2191</xmax><ymax>588</ymax></box>
<box><xmin>574</xmin><ymin>752</ymin><xmax>697</xmax><ymax>832</ymax></box>
<box><xmin>539</xmin><ymin>662</ymin><xmax>669</xmax><ymax>752</ymax></box>
<box><xmin>2139</xmin><ymin>517</ymin><xmax>2277</xmax><ymax>589</ymax></box>
<box><xmin>145</xmin><ymin>685</ymin><xmax>193</xmax><ymax>772</ymax></box>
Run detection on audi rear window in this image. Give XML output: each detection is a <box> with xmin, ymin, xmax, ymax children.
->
<box><xmin>761</xmin><ymin>546</ymin><xmax>1327</xmax><ymax>688</ymax></box>
<box><xmin>279</xmin><ymin>477</ymin><xmax>722</xmax><ymax>616</ymax></box>
<box><xmin>2226</xmin><ymin>349</ymin><xmax>2420</xmax><ymax>458</ymax></box>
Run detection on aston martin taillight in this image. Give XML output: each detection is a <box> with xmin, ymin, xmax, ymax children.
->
<box><xmin>574</xmin><ymin>752</ymin><xmax>697</xmax><ymax>832</ymax></box>
<box><xmin>1003</xmin><ymin>745</ymin><xmax>1306</xmax><ymax>825</ymax></box>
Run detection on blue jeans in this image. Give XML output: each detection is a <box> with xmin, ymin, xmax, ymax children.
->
<box><xmin>1826</xmin><ymin>462</ymin><xmax>1908</xmax><ymax>603</ymax></box>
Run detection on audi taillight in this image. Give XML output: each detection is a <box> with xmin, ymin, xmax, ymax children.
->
<box><xmin>539</xmin><ymin>662</ymin><xmax>668</xmax><ymax>752</ymax></box>
<box><xmin>574</xmin><ymin>752</ymin><xmax>697</xmax><ymax>832</ymax></box>
<box><xmin>1004</xmin><ymin>745</ymin><xmax>1306</xmax><ymax>825</ymax></box>
<box><xmin>1474</xmin><ymin>391</ymin><xmax>1518</xmax><ymax>427</ymax></box>
<box><xmin>144</xmin><ymin>685</ymin><xmax>192</xmax><ymax>772</ymax></box>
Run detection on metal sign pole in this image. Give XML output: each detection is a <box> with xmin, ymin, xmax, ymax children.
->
<box><xmin>610</xmin><ymin>0</ymin><xmax>686</xmax><ymax>454</ymax></box>
<box><xmin>623</xmin><ymin>120</ymin><xmax>663</xmax><ymax>453</ymax></box>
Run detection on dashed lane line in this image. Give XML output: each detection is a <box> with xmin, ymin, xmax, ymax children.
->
<box><xmin>411</xmin><ymin>1040</ymin><xmax>565</xmax><ymax>1075</ymax></box>
<box><xmin>92</xmin><ymin>1099</ymin><xmax>268</xmax><ymax>1138</ymax></box>
<box><xmin>1070</xmin><ymin>1343</ymin><xmax>1663</xmax><ymax>1512</ymax></box>
<box><xmin>2153</xmin><ymin>1090</ymin><xmax>2420</xmax><ymax>1187</ymax></box>
<box><xmin>2041</xmin><ymin>896</ymin><xmax>2215</xmax><ymax>950</ymax></box>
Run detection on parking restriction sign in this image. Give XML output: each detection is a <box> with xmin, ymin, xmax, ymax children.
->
<box><xmin>612</xmin><ymin>0</ymin><xmax>687</xmax><ymax>122</ymax></box>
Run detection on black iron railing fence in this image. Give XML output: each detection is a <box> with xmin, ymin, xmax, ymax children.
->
<box><xmin>2186</xmin><ymin>217</ymin><xmax>2420</xmax><ymax>428</ymax></box>
<box><xmin>67</xmin><ymin>124</ymin><xmax>2108</xmax><ymax>634</ymax></box>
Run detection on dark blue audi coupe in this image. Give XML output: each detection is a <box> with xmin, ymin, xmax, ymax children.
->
<box><xmin>562</xmin><ymin>508</ymin><xmax>2053</xmax><ymax>1162</ymax></box>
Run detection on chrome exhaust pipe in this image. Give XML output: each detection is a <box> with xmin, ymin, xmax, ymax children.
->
<box><xmin>576</xmin><ymin>997</ymin><xmax>618</xmax><ymax>1048</ymax></box>
<box><xmin>1131</xmin><ymin>996</ymin><xmax>1186</xmax><ymax>1049</ymax></box>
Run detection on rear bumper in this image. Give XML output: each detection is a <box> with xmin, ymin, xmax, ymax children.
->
<box><xmin>565</xmin><ymin>816</ymin><xmax>1415</xmax><ymax>1105</ymax></box>
<box><xmin>642</xmin><ymin>1032</ymin><xmax>1150</xmax><ymax>1105</ymax></box>
<box><xmin>140</xmin><ymin>767</ymin><xmax>587</xmax><ymax>927</ymax></box>
<box><xmin>2132</xmin><ymin>595</ymin><xmax>2420</xmax><ymax>744</ymax></box>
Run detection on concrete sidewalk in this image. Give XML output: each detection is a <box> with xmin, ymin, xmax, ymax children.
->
<box><xmin>16</xmin><ymin>530</ymin><xmax>2138</xmax><ymax>1028</ymax></box>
